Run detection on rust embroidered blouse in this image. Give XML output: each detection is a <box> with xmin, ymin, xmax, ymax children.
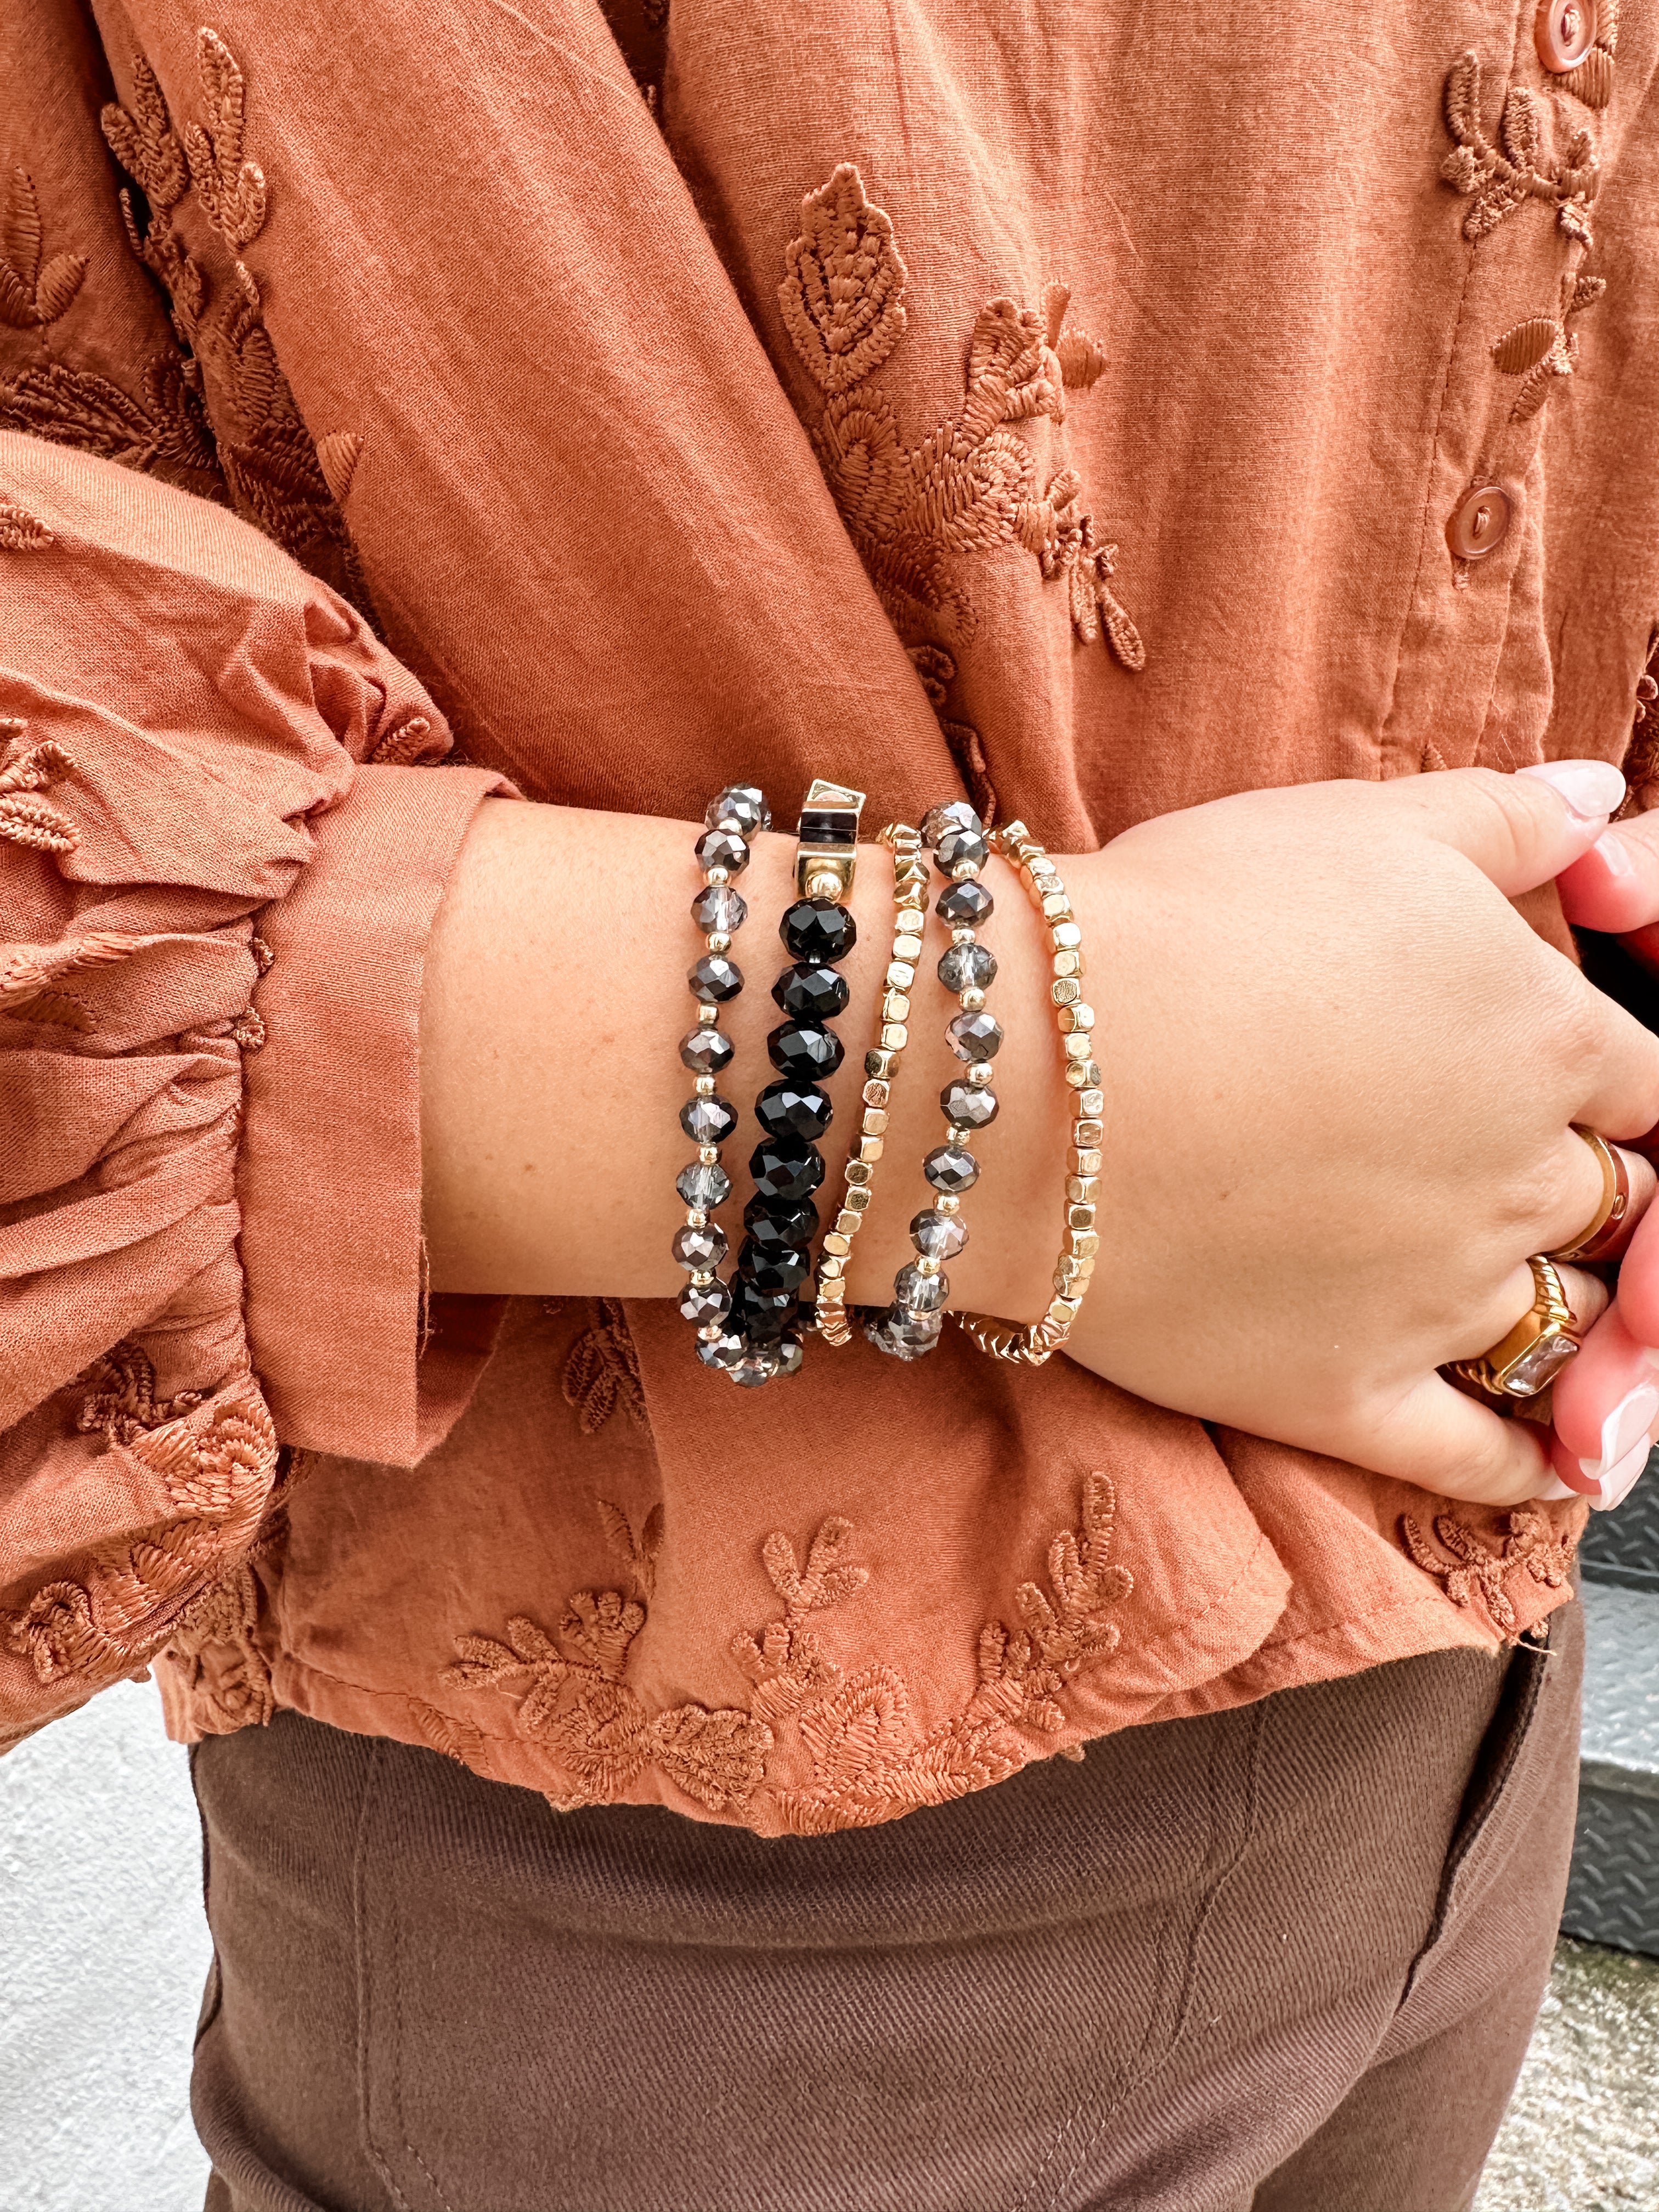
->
<box><xmin>0</xmin><ymin>0</ymin><xmax>1641</xmax><ymax>1830</ymax></box>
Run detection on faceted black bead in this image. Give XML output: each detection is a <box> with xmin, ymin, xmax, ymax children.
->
<box><xmin>772</xmin><ymin>962</ymin><xmax>850</xmax><ymax>1020</ymax></box>
<box><xmin>740</xmin><ymin>1242</ymin><xmax>811</xmax><ymax>1295</ymax></box>
<box><xmin>706</xmin><ymin>784</ymin><xmax>771</xmax><ymax>836</ymax></box>
<box><xmin>680</xmin><ymin>1025</ymin><xmax>734</xmax><ymax>1075</ymax></box>
<box><xmin>924</xmin><ymin>1143</ymin><xmax>980</xmax><ymax>1194</ymax></box>
<box><xmin>729</xmin><ymin>1350</ymin><xmax>782</xmax><ymax>1389</ymax></box>
<box><xmin>689</xmin><ymin>954</ymin><xmax>743</xmax><ymax>1002</ymax></box>
<box><xmin>780</xmin><ymin>896</ymin><xmax>857</xmax><ymax>965</ymax></box>
<box><xmin>936</xmin><ymin>878</ymin><xmax>994</xmax><ymax>927</ymax></box>
<box><xmin>775</xmin><ymin>1335</ymin><xmax>805</xmax><ymax>1377</ymax></box>
<box><xmin>755</xmin><ymin>1079</ymin><xmax>833</xmax><ymax>1142</ymax></box>
<box><xmin>936</xmin><ymin>826</ymin><xmax>989</xmax><ymax>873</ymax></box>
<box><xmin>941</xmin><ymin>1078</ymin><xmax>998</xmax><ymax>1129</ymax></box>
<box><xmin>680</xmin><ymin>1093</ymin><xmax>737</xmax><ymax>1144</ymax></box>
<box><xmin>946</xmin><ymin>1010</ymin><xmax>1003</xmax><ymax>1063</ymax></box>
<box><xmin>937</xmin><ymin>940</ymin><xmax>996</xmax><ymax>992</ymax></box>
<box><xmin>743</xmin><ymin>1198</ymin><xmax>820</xmax><ymax>1246</ymax></box>
<box><xmin>730</xmin><ymin>1278</ymin><xmax>796</xmax><ymax>1342</ymax></box>
<box><xmin>691</xmin><ymin>883</ymin><xmax>747</xmax><ymax>933</ymax></box>
<box><xmin>697</xmin><ymin>1328</ymin><xmax>748</xmax><ymax>1372</ymax></box>
<box><xmin>672</xmin><ymin>1221</ymin><xmax>727</xmax><ymax>1272</ymax></box>
<box><xmin>694</xmin><ymin>826</ymin><xmax>749</xmax><ymax>875</ymax></box>
<box><xmin>768</xmin><ymin>1019</ymin><xmax>844</xmax><ymax>1082</ymax></box>
<box><xmin>678</xmin><ymin>1277</ymin><xmax>731</xmax><ymax>1325</ymax></box>
<box><xmin>751</xmin><ymin>1136</ymin><xmax>825</xmax><ymax>1203</ymax></box>
<box><xmin>922</xmin><ymin>800</ymin><xmax>983</xmax><ymax>849</ymax></box>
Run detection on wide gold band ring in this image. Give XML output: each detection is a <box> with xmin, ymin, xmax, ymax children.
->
<box><xmin>1453</xmin><ymin>1254</ymin><xmax>1584</xmax><ymax>1400</ymax></box>
<box><xmin>1548</xmin><ymin>1126</ymin><xmax>1630</xmax><ymax>1265</ymax></box>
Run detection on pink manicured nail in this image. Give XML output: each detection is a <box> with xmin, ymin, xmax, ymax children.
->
<box><xmin>1596</xmin><ymin>1441</ymin><xmax>1653</xmax><ymax>1512</ymax></box>
<box><xmin>1535</xmin><ymin>1473</ymin><xmax>1585</xmax><ymax>1502</ymax></box>
<box><xmin>1520</xmin><ymin>759</ymin><xmax>1628</xmax><ymax>821</ymax></box>
<box><xmin>1594</xmin><ymin>1383</ymin><xmax>1659</xmax><ymax>1475</ymax></box>
<box><xmin>1595</xmin><ymin>830</ymin><xmax>1635</xmax><ymax>877</ymax></box>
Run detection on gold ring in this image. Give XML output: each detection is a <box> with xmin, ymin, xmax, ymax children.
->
<box><xmin>1549</xmin><ymin>1127</ymin><xmax>1630</xmax><ymax>1265</ymax></box>
<box><xmin>1453</xmin><ymin>1254</ymin><xmax>1583</xmax><ymax>1400</ymax></box>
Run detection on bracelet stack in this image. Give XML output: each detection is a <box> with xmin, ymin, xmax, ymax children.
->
<box><xmin>867</xmin><ymin>802</ymin><xmax>1001</xmax><ymax>1361</ymax></box>
<box><xmin>817</xmin><ymin>821</ymin><xmax>930</xmax><ymax>1346</ymax></box>
<box><xmin>672</xmin><ymin>779</ymin><xmax>1100</xmax><ymax>1384</ymax></box>
<box><xmin>674</xmin><ymin>784</ymin><xmax>768</xmax><ymax>1374</ymax></box>
<box><xmin>954</xmin><ymin>819</ymin><xmax>1101</xmax><ymax>1367</ymax></box>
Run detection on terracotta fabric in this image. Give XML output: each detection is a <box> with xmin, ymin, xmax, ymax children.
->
<box><xmin>0</xmin><ymin>0</ymin><xmax>1643</xmax><ymax>1821</ymax></box>
<box><xmin>186</xmin><ymin>1610</ymin><xmax>1581</xmax><ymax>2211</ymax></box>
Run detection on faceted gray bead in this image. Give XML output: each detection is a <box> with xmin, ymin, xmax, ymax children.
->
<box><xmin>937</xmin><ymin>878</ymin><xmax>994</xmax><ymax>927</ymax></box>
<box><xmin>937</xmin><ymin>940</ymin><xmax>996</xmax><ymax>992</ymax></box>
<box><xmin>947</xmin><ymin>1009</ymin><xmax>1003</xmax><ymax>1062</ymax></box>
<box><xmin>695</xmin><ymin>826</ymin><xmax>750</xmax><ymax>875</ymax></box>
<box><xmin>865</xmin><ymin>1306</ymin><xmax>944</xmax><ymax>1359</ymax></box>
<box><xmin>775</xmin><ymin>1335</ymin><xmax>805</xmax><ymax>1377</ymax></box>
<box><xmin>707</xmin><ymin>785</ymin><xmax>771</xmax><ymax>836</ymax></box>
<box><xmin>680</xmin><ymin>1093</ymin><xmax>737</xmax><ymax>1144</ymax></box>
<box><xmin>678</xmin><ymin>1276</ymin><xmax>731</xmax><ymax>1325</ymax></box>
<box><xmin>895</xmin><ymin>1262</ymin><xmax>947</xmax><ymax>1312</ymax></box>
<box><xmin>689</xmin><ymin>954</ymin><xmax>743</xmax><ymax>1002</ymax></box>
<box><xmin>691</xmin><ymin>882</ymin><xmax>748</xmax><ymax>933</ymax></box>
<box><xmin>922</xmin><ymin>800</ymin><xmax>983</xmax><ymax>850</ymax></box>
<box><xmin>911</xmin><ymin>1208</ymin><xmax>968</xmax><ymax>1260</ymax></box>
<box><xmin>676</xmin><ymin>1160</ymin><xmax>731</xmax><ymax>1209</ymax></box>
<box><xmin>697</xmin><ymin>1328</ymin><xmax>748</xmax><ymax>1371</ymax></box>
<box><xmin>941</xmin><ymin>1078</ymin><xmax>998</xmax><ymax>1129</ymax></box>
<box><xmin>680</xmin><ymin>1026</ymin><xmax>734</xmax><ymax>1075</ymax></box>
<box><xmin>729</xmin><ymin>1350</ymin><xmax>781</xmax><ymax>1388</ymax></box>
<box><xmin>935</xmin><ymin>826</ymin><xmax>989</xmax><ymax>873</ymax></box>
<box><xmin>672</xmin><ymin>1221</ymin><xmax>727</xmax><ymax>1272</ymax></box>
<box><xmin>924</xmin><ymin>1143</ymin><xmax>980</xmax><ymax>1194</ymax></box>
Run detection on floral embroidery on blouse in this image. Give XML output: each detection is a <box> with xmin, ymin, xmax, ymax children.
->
<box><xmin>0</xmin><ymin>498</ymin><xmax>53</xmax><ymax>549</ymax></box>
<box><xmin>97</xmin><ymin>33</ymin><xmax>376</xmax><ymax>617</ymax></box>
<box><xmin>562</xmin><ymin>1299</ymin><xmax>648</xmax><ymax>1434</ymax></box>
<box><xmin>1441</xmin><ymin>51</ymin><xmax>1600</xmax><ymax>245</ymax></box>
<box><xmin>1559</xmin><ymin>0</ymin><xmax>1618</xmax><ymax>110</ymax></box>
<box><xmin>0</xmin><ymin>168</ymin><xmax>87</xmax><ymax>328</ymax></box>
<box><xmin>0</xmin><ymin>732</ymin><xmax>78</xmax><ymax>856</ymax></box>
<box><xmin>1491</xmin><ymin>272</ymin><xmax>1604</xmax><ymax>424</ymax></box>
<box><xmin>77</xmin><ymin>1341</ymin><xmax>206</xmax><ymax>1446</ymax></box>
<box><xmin>1400</xmin><ymin>1505</ymin><xmax>1576</xmax><ymax>1638</ymax></box>
<box><xmin>441</xmin><ymin>1474</ymin><xmax>1133</xmax><ymax>1831</ymax></box>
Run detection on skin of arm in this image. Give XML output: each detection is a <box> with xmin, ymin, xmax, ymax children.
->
<box><xmin>421</xmin><ymin>770</ymin><xmax>1659</xmax><ymax>1505</ymax></box>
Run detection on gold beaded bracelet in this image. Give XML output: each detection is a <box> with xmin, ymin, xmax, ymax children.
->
<box><xmin>955</xmin><ymin>819</ymin><xmax>1102</xmax><ymax>1367</ymax></box>
<box><xmin>815</xmin><ymin>822</ymin><xmax>931</xmax><ymax>1344</ymax></box>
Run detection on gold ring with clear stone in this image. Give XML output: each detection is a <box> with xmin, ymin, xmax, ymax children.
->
<box><xmin>1453</xmin><ymin>1254</ymin><xmax>1583</xmax><ymax>1400</ymax></box>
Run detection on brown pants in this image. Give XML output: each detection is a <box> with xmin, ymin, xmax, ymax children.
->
<box><xmin>191</xmin><ymin>1610</ymin><xmax>1581</xmax><ymax>2212</ymax></box>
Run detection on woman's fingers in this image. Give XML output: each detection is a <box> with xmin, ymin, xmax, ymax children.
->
<box><xmin>1557</xmin><ymin>807</ymin><xmax>1659</xmax><ymax>934</ymax></box>
<box><xmin>1551</xmin><ymin>1143</ymin><xmax>1656</xmax><ymax>1265</ymax></box>
<box><xmin>1363</xmin><ymin>1371</ymin><xmax>1552</xmax><ymax>1506</ymax></box>
<box><xmin>1547</xmin><ymin>1298</ymin><xmax>1659</xmax><ymax>1480</ymax></box>
<box><xmin>1384</xmin><ymin>759</ymin><xmax>1624</xmax><ymax>898</ymax></box>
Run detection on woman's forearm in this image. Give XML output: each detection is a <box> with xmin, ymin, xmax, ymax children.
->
<box><xmin>419</xmin><ymin>795</ymin><xmax>1073</xmax><ymax>1322</ymax></box>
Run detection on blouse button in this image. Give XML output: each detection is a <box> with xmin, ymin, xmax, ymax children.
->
<box><xmin>1447</xmin><ymin>484</ymin><xmax>1513</xmax><ymax>562</ymax></box>
<box><xmin>1536</xmin><ymin>0</ymin><xmax>1597</xmax><ymax>72</ymax></box>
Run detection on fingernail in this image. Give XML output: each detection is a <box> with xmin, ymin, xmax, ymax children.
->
<box><xmin>1595</xmin><ymin>1438</ymin><xmax>1654</xmax><ymax>1512</ymax></box>
<box><xmin>1520</xmin><ymin>759</ymin><xmax>1628</xmax><ymax>821</ymax></box>
<box><xmin>1593</xmin><ymin>1382</ymin><xmax>1659</xmax><ymax>1475</ymax></box>
<box><xmin>1595</xmin><ymin>831</ymin><xmax>1635</xmax><ymax>877</ymax></box>
<box><xmin>1534</xmin><ymin>1474</ymin><xmax>1584</xmax><ymax>1502</ymax></box>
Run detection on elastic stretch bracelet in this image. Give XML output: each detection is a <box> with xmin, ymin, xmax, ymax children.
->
<box><xmin>719</xmin><ymin>778</ymin><xmax>866</xmax><ymax>1383</ymax></box>
<box><xmin>816</xmin><ymin>821</ymin><xmax>930</xmax><ymax>1345</ymax></box>
<box><xmin>955</xmin><ymin>819</ymin><xmax>1101</xmax><ymax>1367</ymax></box>
<box><xmin>867</xmin><ymin>800</ymin><xmax>1001</xmax><ymax>1360</ymax></box>
<box><xmin>674</xmin><ymin>785</ymin><xmax>769</xmax><ymax>1362</ymax></box>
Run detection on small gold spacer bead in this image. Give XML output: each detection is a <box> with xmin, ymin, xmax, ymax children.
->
<box><xmin>1063</xmin><ymin>1034</ymin><xmax>1093</xmax><ymax>1064</ymax></box>
<box><xmin>895</xmin><ymin>907</ymin><xmax>926</xmax><ymax>934</ymax></box>
<box><xmin>958</xmin><ymin>986</ymin><xmax>986</xmax><ymax>1013</ymax></box>
<box><xmin>807</xmin><ymin>870</ymin><xmax>842</xmax><ymax>899</ymax></box>
<box><xmin>966</xmin><ymin>1060</ymin><xmax>993</xmax><ymax>1086</ymax></box>
<box><xmin>1052</xmin><ymin>950</ymin><xmax>1084</xmax><ymax>979</ymax></box>
<box><xmin>935</xmin><ymin>1194</ymin><xmax>962</xmax><ymax>1215</ymax></box>
<box><xmin>1030</xmin><ymin>871</ymin><xmax>1063</xmax><ymax>896</ymax></box>
<box><xmin>697</xmin><ymin>1323</ymin><xmax>724</xmax><ymax>1342</ymax></box>
<box><xmin>690</xmin><ymin>1269</ymin><xmax>715</xmax><ymax>1286</ymax></box>
<box><xmin>951</xmin><ymin>926</ymin><xmax>977</xmax><ymax>947</ymax></box>
<box><xmin>862</xmin><ymin>1107</ymin><xmax>889</xmax><ymax>1136</ymax></box>
<box><xmin>862</xmin><ymin>1078</ymin><xmax>891</xmax><ymax>1108</ymax></box>
<box><xmin>1041</xmin><ymin>892</ymin><xmax>1073</xmax><ymax>922</ymax></box>
<box><xmin>686</xmin><ymin>1209</ymin><xmax>708</xmax><ymax>1229</ymax></box>
<box><xmin>880</xmin><ymin>1022</ymin><xmax>908</xmax><ymax>1051</ymax></box>
<box><xmin>1047</xmin><ymin>1295</ymin><xmax>1082</xmax><ymax>1325</ymax></box>
<box><xmin>706</xmin><ymin>932</ymin><xmax>732</xmax><ymax>955</ymax></box>
<box><xmin>695</xmin><ymin>1073</ymin><xmax>717</xmax><ymax>1096</ymax></box>
<box><xmin>703</xmin><ymin>865</ymin><xmax>730</xmax><ymax>886</ymax></box>
<box><xmin>951</xmin><ymin>858</ymin><xmax>981</xmax><ymax>881</ymax></box>
<box><xmin>915</xmin><ymin>1254</ymin><xmax>940</xmax><ymax>1276</ymax></box>
<box><xmin>819</xmin><ymin>1253</ymin><xmax>845</xmax><ymax>1279</ymax></box>
<box><xmin>698</xmin><ymin>1143</ymin><xmax>721</xmax><ymax>1165</ymax></box>
<box><xmin>1067</xmin><ymin>1231</ymin><xmax>1101</xmax><ymax>1260</ymax></box>
<box><xmin>834</xmin><ymin>1209</ymin><xmax>863</xmax><ymax>1237</ymax></box>
<box><xmin>945</xmin><ymin>1124</ymin><xmax>974</xmax><ymax>1147</ymax></box>
<box><xmin>865</xmin><ymin>1048</ymin><xmax>898</xmax><ymax>1079</ymax></box>
<box><xmin>1063</xmin><ymin>1062</ymin><xmax>1094</xmax><ymax>1087</ymax></box>
<box><xmin>1051</xmin><ymin>977</ymin><xmax>1082</xmax><ymax>1006</ymax></box>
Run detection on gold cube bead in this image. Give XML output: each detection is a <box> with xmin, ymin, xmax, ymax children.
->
<box><xmin>1063</xmin><ymin>1034</ymin><xmax>1093</xmax><ymax>1063</ymax></box>
<box><xmin>1052</xmin><ymin>922</ymin><xmax>1082</xmax><ymax>950</ymax></box>
<box><xmin>862</xmin><ymin>1079</ymin><xmax>891</xmax><ymax>1107</ymax></box>
<box><xmin>895</xmin><ymin>909</ymin><xmax>926</xmax><ymax>935</ymax></box>
<box><xmin>1030</xmin><ymin>873</ymin><xmax>1063</xmax><ymax>897</ymax></box>
<box><xmin>1066</xmin><ymin>1174</ymin><xmax>1100</xmax><ymax>1204</ymax></box>
<box><xmin>856</xmin><ymin>1134</ymin><xmax>885</xmax><ymax>1164</ymax></box>
<box><xmin>893</xmin><ymin>933</ymin><xmax>924</xmax><ymax>962</ymax></box>
<box><xmin>1047</xmin><ymin>1296</ymin><xmax>1082</xmax><ymax>1326</ymax></box>
<box><xmin>882</xmin><ymin>990</ymin><xmax>911</xmax><ymax>1023</ymax></box>
<box><xmin>845</xmin><ymin>1185</ymin><xmax>871</xmax><ymax>1211</ymax></box>
<box><xmin>862</xmin><ymin>1106</ymin><xmax>890</xmax><ymax>1136</ymax></box>
<box><xmin>1067</xmin><ymin>1231</ymin><xmax>1101</xmax><ymax>1260</ymax></box>
<box><xmin>1070</xmin><ymin>1147</ymin><xmax>1103</xmax><ymax>1177</ymax></box>
<box><xmin>835</xmin><ymin>1209</ymin><xmax>863</xmax><ymax>1237</ymax></box>
<box><xmin>1051</xmin><ymin>977</ymin><xmax>1082</xmax><ymax>1006</ymax></box>
<box><xmin>886</xmin><ymin>961</ymin><xmax>916</xmax><ymax>990</ymax></box>
<box><xmin>1077</xmin><ymin>1088</ymin><xmax>1105</xmax><ymax>1118</ymax></box>
<box><xmin>819</xmin><ymin>1254</ymin><xmax>845</xmax><ymax>1280</ymax></box>
<box><xmin>1063</xmin><ymin>1062</ymin><xmax>1095</xmax><ymax>1088</ymax></box>
<box><xmin>845</xmin><ymin>1160</ymin><xmax>873</xmax><ymax>1188</ymax></box>
<box><xmin>866</xmin><ymin>1049</ymin><xmax>898</xmax><ymax>1079</ymax></box>
<box><xmin>1041</xmin><ymin>892</ymin><xmax>1073</xmax><ymax>921</ymax></box>
<box><xmin>1067</xmin><ymin>1203</ymin><xmax>1097</xmax><ymax>1230</ymax></box>
<box><xmin>880</xmin><ymin>1022</ymin><xmax>908</xmax><ymax>1051</ymax></box>
<box><xmin>1059</xmin><ymin>1004</ymin><xmax>1094</xmax><ymax>1034</ymax></box>
<box><xmin>1073</xmin><ymin>1119</ymin><xmax>1104</xmax><ymax>1146</ymax></box>
<box><xmin>822</xmin><ymin>1231</ymin><xmax>851</xmax><ymax>1256</ymax></box>
<box><xmin>1052</xmin><ymin>950</ymin><xmax>1084</xmax><ymax>980</ymax></box>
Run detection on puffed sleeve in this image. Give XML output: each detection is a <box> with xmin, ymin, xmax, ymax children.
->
<box><xmin>0</xmin><ymin>430</ymin><xmax>510</xmax><ymax>1744</ymax></box>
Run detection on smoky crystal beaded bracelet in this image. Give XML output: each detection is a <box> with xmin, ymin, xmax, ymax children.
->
<box><xmin>672</xmin><ymin>785</ymin><xmax>768</xmax><ymax>1366</ymax></box>
<box><xmin>867</xmin><ymin>800</ymin><xmax>1001</xmax><ymax>1361</ymax></box>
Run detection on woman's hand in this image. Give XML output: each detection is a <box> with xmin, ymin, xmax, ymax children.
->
<box><xmin>1035</xmin><ymin>763</ymin><xmax>1659</xmax><ymax>1505</ymax></box>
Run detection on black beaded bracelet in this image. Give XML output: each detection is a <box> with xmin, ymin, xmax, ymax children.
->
<box><xmin>672</xmin><ymin>783</ymin><xmax>769</xmax><ymax>1370</ymax></box>
<box><xmin>720</xmin><ymin>779</ymin><xmax>867</xmax><ymax>1386</ymax></box>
